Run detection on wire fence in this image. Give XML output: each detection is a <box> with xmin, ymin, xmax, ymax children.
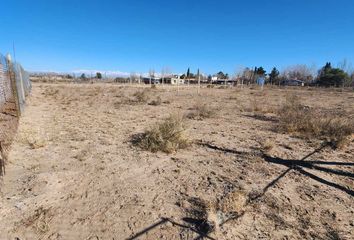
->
<box><xmin>0</xmin><ymin>52</ymin><xmax>31</xmax><ymax>175</ymax></box>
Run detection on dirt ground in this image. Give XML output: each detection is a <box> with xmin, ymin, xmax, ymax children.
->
<box><xmin>0</xmin><ymin>83</ymin><xmax>353</xmax><ymax>240</ymax></box>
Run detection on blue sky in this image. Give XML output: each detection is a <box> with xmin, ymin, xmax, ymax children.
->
<box><xmin>1</xmin><ymin>0</ymin><xmax>354</xmax><ymax>75</ymax></box>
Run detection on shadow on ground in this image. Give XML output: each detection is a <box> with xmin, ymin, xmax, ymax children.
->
<box><xmin>127</xmin><ymin>142</ymin><xmax>353</xmax><ymax>239</ymax></box>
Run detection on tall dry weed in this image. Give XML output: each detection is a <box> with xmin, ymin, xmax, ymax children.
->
<box><xmin>278</xmin><ymin>94</ymin><xmax>354</xmax><ymax>148</ymax></box>
<box><xmin>133</xmin><ymin>114</ymin><xmax>190</xmax><ymax>153</ymax></box>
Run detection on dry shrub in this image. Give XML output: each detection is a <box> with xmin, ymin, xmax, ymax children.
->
<box><xmin>44</xmin><ymin>88</ymin><xmax>59</xmax><ymax>97</ymax></box>
<box><xmin>113</xmin><ymin>101</ymin><xmax>122</xmax><ymax>109</ymax></box>
<box><xmin>262</xmin><ymin>139</ymin><xmax>275</xmax><ymax>154</ymax></box>
<box><xmin>132</xmin><ymin>89</ymin><xmax>150</xmax><ymax>103</ymax></box>
<box><xmin>19</xmin><ymin>129</ymin><xmax>47</xmax><ymax>149</ymax></box>
<box><xmin>249</xmin><ymin>97</ymin><xmax>263</xmax><ymax>112</ymax></box>
<box><xmin>133</xmin><ymin>114</ymin><xmax>190</xmax><ymax>153</ymax></box>
<box><xmin>149</xmin><ymin>96</ymin><xmax>162</xmax><ymax>106</ymax></box>
<box><xmin>187</xmin><ymin>102</ymin><xmax>215</xmax><ymax>120</ymax></box>
<box><xmin>278</xmin><ymin>94</ymin><xmax>354</xmax><ymax>148</ymax></box>
<box><xmin>207</xmin><ymin>190</ymin><xmax>247</xmax><ymax>228</ymax></box>
<box><xmin>151</xmin><ymin>84</ymin><xmax>157</xmax><ymax>89</ymax></box>
<box><xmin>182</xmin><ymin>197</ymin><xmax>215</xmax><ymax>234</ymax></box>
<box><xmin>245</xmin><ymin>95</ymin><xmax>276</xmax><ymax>114</ymax></box>
<box><xmin>27</xmin><ymin>136</ymin><xmax>46</xmax><ymax>149</ymax></box>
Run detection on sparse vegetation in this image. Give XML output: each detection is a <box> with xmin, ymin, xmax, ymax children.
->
<box><xmin>187</xmin><ymin>102</ymin><xmax>215</xmax><ymax>120</ymax></box>
<box><xmin>132</xmin><ymin>89</ymin><xmax>150</xmax><ymax>103</ymax></box>
<box><xmin>133</xmin><ymin>114</ymin><xmax>190</xmax><ymax>153</ymax></box>
<box><xmin>278</xmin><ymin>94</ymin><xmax>354</xmax><ymax>148</ymax></box>
<box><xmin>2</xmin><ymin>83</ymin><xmax>353</xmax><ymax>239</ymax></box>
<box><xmin>149</xmin><ymin>96</ymin><xmax>162</xmax><ymax>106</ymax></box>
<box><xmin>261</xmin><ymin>139</ymin><xmax>275</xmax><ymax>154</ymax></box>
<box><xmin>244</xmin><ymin>95</ymin><xmax>275</xmax><ymax>114</ymax></box>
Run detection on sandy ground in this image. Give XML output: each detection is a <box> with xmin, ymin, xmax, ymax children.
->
<box><xmin>0</xmin><ymin>83</ymin><xmax>353</xmax><ymax>240</ymax></box>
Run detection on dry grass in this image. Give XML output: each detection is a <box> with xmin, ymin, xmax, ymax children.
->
<box><xmin>133</xmin><ymin>114</ymin><xmax>190</xmax><ymax>153</ymax></box>
<box><xmin>278</xmin><ymin>94</ymin><xmax>354</xmax><ymax>148</ymax></box>
<box><xmin>132</xmin><ymin>89</ymin><xmax>150</xmax><ymax>103</ymax></box>
<box><xmin>202</xmin><ymin>190</ymin><xmax>247</xmax><ymax>229</ymax></box>
<box><xmin>27</xmin><ymin>136</ymin><xmax>46</xmax><ymax>149</ymax></box>
<box><xmin>244</xmin><ymin>95</ymin><xmax>276</xmax><ymax>114</ymax></box>
<box><xmin>149</xmin><ymin>96</ymin><xmax>162</xmax><ymax>106</ymax></box>
<box><xmin>187</xmin><ymin>102</ymin><xmax>215</xmax><ymax>120</ymax></box>
<box><xmin>261</xmin><ymin>139</ymin><xmax>275</xmax><ymax>154</ymax></box>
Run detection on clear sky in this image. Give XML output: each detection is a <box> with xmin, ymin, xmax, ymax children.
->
<box><xmin>1</xmin><ymin>0</ymin><xmax>354</xmax><ymax>75</ymax></box>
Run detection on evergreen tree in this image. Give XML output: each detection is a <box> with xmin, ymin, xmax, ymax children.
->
<box><xmin>96</xmin><ymin>72</ymin><xmax>102</xmax><ymax>79</ymax></box>
<box><xmin>269</xmin><ymin>67</ymin><xmax>280</xmax><ymax>84</ymax></box>
<box><xmin>255</xmin><ymin>66</ymin><xmax>266</xmax><ymax>76</ymax></box>
<box><xmin>317</xmin><ymin>62</ymin><xmax>349</xmax><ymax>87</ymax></box>
<box><xmin>217</xmin><ymin>71</ymin><xmax>227</xmax><ymax>79</ymax></box>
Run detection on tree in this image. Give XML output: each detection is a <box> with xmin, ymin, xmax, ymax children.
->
<box><xmin>255</xmin><ymin>67</ymin><xmax>266</xmax><ymax>76</ymax></box>
<box><xmin>207</xmin><ymin>74</ymin><xmax>212</xmax><ymax>82</ymax></box>
<box><xmin>80</xmin><ymin>73</ymin><xmax>87</xmax><ymax>79</ymax></box>
<box><xmin>183</xmin><ymin>68</ymin><xmax>195</xmax><ymax>80</ymax></box>
<box><xmin>337</xmin><ymin>58</ymin><xmax>353</xmax><ymax>74</ymax></box>
<box><xmin>282</xmin><ymin>64</ymin><xmax>315</xmax><ymax>83</ymax></box>
<box><xmin>96</xmin><ymin>72</ymin><xmax>102</xmax><ymax>79</ymax></box>
<box><xmin>196</xmin><ymin>69</ymin><xmax>201</xmax><ymax>82</ymax></box>
<box><xmin>148</xmin><ymin>69</ymin><xmax>155</xmax><ymax>85</ymax></box>
<box><xmin>130</xmin><ymin>72</ymin><xmax>138</xmax><ymax>83</ymax></box>
<box><xmin>269</xmin><ymin>67</ymin><xmax>280</xmax><ymax>85</ymax></box>
<box><xmin>317</xmin><ymin>62</ymin><xmax>349</xmax><ymax>87</ymax></box>
<box><xmin>239</xmin><ymin>67</ymin><xmax>254</xmax><ymax>85</ymax></box>
<box><xmin>216</xmin><ymin>71</ymin><xmax>227</xmax><ymax>79</ymax></box>
<box><xmin>161</xmin><ymin>67</ymin><xmax>172</xmax><ymax>84</ymax></box>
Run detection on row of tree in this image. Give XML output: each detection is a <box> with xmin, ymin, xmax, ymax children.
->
<box><xmin>236</xmin><ymin>62</ymin><xmax>354</xmax><ymax>87</ymax></box>
<box><xmin>76</xmin><ymin>62</ymin><xmax>354</xmax><ymax>87</ymax></box>
<box><xmin>80</xmin><ymin>72</ymin><xmax>102</xmax><ymax>79</ymax></box>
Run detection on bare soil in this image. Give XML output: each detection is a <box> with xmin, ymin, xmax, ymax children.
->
<box><xmin>0</xmin><ymin>83</ymin><xmax>353</xmax><ymax>239</ymax></box>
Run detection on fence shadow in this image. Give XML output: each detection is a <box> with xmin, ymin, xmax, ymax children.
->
<box><xmin>125</xmin><ymin>217</ymin><xmax>216</xmax><ymax>240</ymax></box>
<box><xmin>199</xmin><ymin>141</ymin><xmax>354</xmax><ymax>198</ymax></box>
<box><xmin>197</xmin><ymin>142</ymin><xmax>246</xmax><ymax>155</ymax></box>
<box><xmin>127</xmin><ymin>142</ymin><xmax>353</xmax><ymax>239</ymax></box>
<box><xmin>263</xmin><ymin>154</ymin><xmax>354</xmax><ymax>197</ymax></box>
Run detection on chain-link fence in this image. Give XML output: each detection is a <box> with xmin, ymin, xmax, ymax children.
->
<box><xmin>0</xmin><ymin>53</ymin><xmax>31</xmax><ymax>175</ymax></box>
<box><xmin>0</xmin><ymin>54</ymin><xmax>13</xmax><ymax>107</ymax></box>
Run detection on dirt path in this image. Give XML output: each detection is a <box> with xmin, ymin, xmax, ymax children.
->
<box><xmin>0</xmin><ymin>83</ymin><xmax>353</xmax><ymax>239</ymax></box>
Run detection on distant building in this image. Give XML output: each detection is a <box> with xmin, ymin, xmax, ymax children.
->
<box><xmin>215</xmin><ymin>79</ymin><xmax>236</xmax><ymax>85</ymax></box>
<box><xmin>281</xmin><ymin>79</ymin><xmax>305</xmax><ymax>86</ymax></box>
<box><xmin>164</xmin><ymin>77</ymin><xmax>185</xmax><ymax>85</ymax></box>
<box><xmin>142</xmin><ymin>75</ymin><xmax>185</xmax><ymax>85</ymax></box>
<box><xmin>142</xmin><ymin>77</ymin><xmax>161</xmax><ymax>84</ymax></box>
